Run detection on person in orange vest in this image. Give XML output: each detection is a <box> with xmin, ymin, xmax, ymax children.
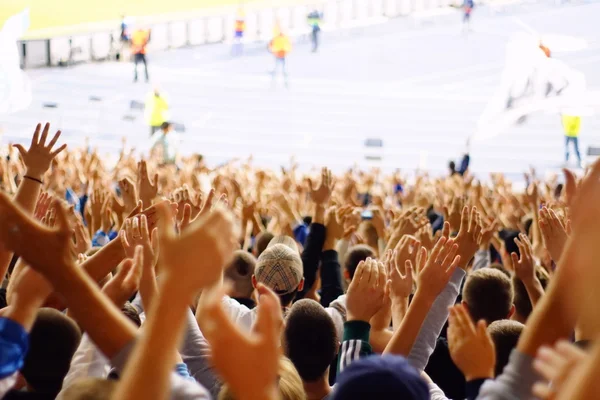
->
<box><xmin>232</xmin><ymin>8</ymin><xmax>246</xmax><ymax>56</ymax></box>
<box><xmin>131</xmin><ymin>28</ymin><xmax>151</xmax><ymax>82</ymax></box>
<box><xmin>269</xmin><ymin>31</ymin><xmax>292</xmax><ymax>87</ymax></box>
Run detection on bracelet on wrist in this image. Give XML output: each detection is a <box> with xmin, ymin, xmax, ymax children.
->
<box><xmin>23</xmin><ymin>175</ymin><xmax>43</xmax><ymax>184</ymax></box>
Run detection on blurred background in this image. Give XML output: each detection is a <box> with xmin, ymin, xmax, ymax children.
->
<box><xmin>1</xmin><ymin>0</ymin><xmax>600</xmax><ymax>182</ymax></box>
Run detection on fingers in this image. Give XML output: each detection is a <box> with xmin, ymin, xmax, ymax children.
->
<box><xmin>459</xmin><ymin>206</ymin><xmax>469</xmax><ymax>232</ymax></box>
<box><xmin>13</xmin><ymin>144</ymin><xmax>27</xmax><ymax>159</ymax></box>
<box><xmin>376</xmin><ymin>261</ymin><xmax>386</xmax><ymax>288</ymax></box>
<box><xmin>352</xmin><ymin>261</ymin><xmax>366</xmax><ymax>286</ymax></box>
<box><xmin>31</xmin><ymin>123</ymin><xmax>41</xmax><ymax>146</ymax></box>
<box><xmin>39</xmin><ymin>122</ymin><xmax>50</xmax><ymax>145</ymax></box>
<box><xmin>156</xmin><ymin>201</ymin><xmax>176</xmax><ymax>242</ymax></box>
<box><xmin>140</xmin><ymin>214</ymin><xmax>149</xmax><ymax>240</ymax></box>
<box><xmin>430</xmin><ymin>236</ymin><xmax>447</xmax><ymax>263</ymax></box>
<box><xmin>442</xmin><ymin>221</ymin><xmax>451</xmax><ymax>238</ymax></box>
<box><xmin>254</xmin><ymin>283</ymin><xmax>282</xmax><ymax>344</ymax></box>
<box><xmin>52</xmin><ymin>199</ymin><xmax>70</xmax><ymax>232</ymax></box>
<box><xmin>510</xmin><ymin>252</ymin><xmax>519</xmax><ymax>270</ymax></box>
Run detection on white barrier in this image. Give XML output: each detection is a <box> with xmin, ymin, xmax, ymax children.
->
<box><xmin>18</xmin><ymin>0</ymin><xmax>479</xmax><ymax>68</ymax></box>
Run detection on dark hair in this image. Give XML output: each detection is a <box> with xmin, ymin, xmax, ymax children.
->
<box><xmin>160</xmin><ymin>121</ymin><xmax>172</xmax><ymax>130</ymax></box>
<box><xmin>255</xmin><ymin>232</ymin><xmax>275</xmax><ymax>257</ymax></box>
<box><xmin>345</xmin><ymin>245</ymin><xmax>375</xmax><ymax>280</ymax></box>
<box><xmin>122</xmin><ymin>302</ymin><xmax>141</xmax><ymax>327</ymax></box>
<box><xmin>449</xmin><ymin>161</ymin><xmax>456</xmax><ymax>173</ymax></box>
<box><xmin>488</xmin><ymin>320</ymin><xmax>524</xmax><ymax>376</ymax></box>
<box><xmin>278</xmin><ymin>288</ymin><xmax>299</xmax><ymax>307</ymax></box>
<box><xmin>512</xmin><ymin>266</ymin><xmax>550</xmax><ymax>320</ymax></box>
<box><xmin>224</xmin><ymin>250</ymin><xmax>257</xmax><ymax>298</ymax></box>
<box><xmin>463</xmin><ymin>269</ymin><xmax>514</xmax><ymax>324</ymax></box>
<box><xmin>285</xmin><ymin>299</ymin><xmax>338</xmax><ymax>382</ymax></box>
<box><xmin>22</xmin><ymin>308</ymin><xmax>82</xmax><ymax>394</ymax></box>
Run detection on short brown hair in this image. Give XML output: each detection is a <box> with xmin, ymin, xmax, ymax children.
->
<box><xmin>345</xmin><ymin>245</ymin><xmax>375</xmax><ymax>280</ymax></box>
<box><xmin>255</xmin><ymin>232</ymin><xmax>275</xmax><ymax>257</ymax></box>
<box><xmin>513</xmin><ymin>266</ymin><xmax>550</xmax><ymax>320</ymax></box>
<box><xmin>61</xmin><ymin>378</ymin><xmax>117</xmax><ymax>400</ymax></box>
<box><xmin>488</xmin><ymin>320</ymin><xmax>524</xmax><ymax>376</ymax></box>
<box><xmin>462</xmin><ymin>268</ymin><xmax>514</xmax><ymax>324</ymax></box>
<box><xmin>224</xmin><ymin>250</ymin><xmax>257</xmax><ymax>298</ymax></box>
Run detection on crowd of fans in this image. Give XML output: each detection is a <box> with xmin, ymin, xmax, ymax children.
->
<box><xmin>0</xmin><ymin>122</ymin><xmax>599</xmax><ymax>400</ymax></box>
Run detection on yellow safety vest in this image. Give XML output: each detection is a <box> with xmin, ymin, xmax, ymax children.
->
<box><xmin>562</xmin><ymin>115</ymin><xmax>581</xmax><ymax>137</ymax></box>
<box><xmin>145</xmin><ymin>94</ymin><xmax>169</xmax><ymax>127</ymax></box>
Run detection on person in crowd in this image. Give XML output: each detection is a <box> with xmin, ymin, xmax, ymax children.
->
<box><xmin>562</xmin><ymin>113</ymin><xmax>582</xmax><ymax>167</ymax></box>
<box><xmin>145</xmin><ymin>88</ymin><xmax>170</xmax><ymax>136</ymax></box>
<box><xmin>223</xmin><ymin>250</ymin><xmax>257</xmax><ymax>309</ymax></box>
<box><xmin>307</xmin><ymin>10</ymin><xmax>323</xmax><ymax>52</ymax></box>
<box><xmin>149</xmin><ymin>122</ymin><xmax>180</xmax><ymax>165</ymax></box>
<box><xmin>131</xmin><ymin>27</ymin><xmax>151</xmax><ymax>82</ymax></box>
<box><xmin>2</xmin><ymin>121</ymin><xmax>600</xmax><ymax>400</ymax></box>
<box><xmin>269</xmin><ymin>30</ymin><xmax>292</xmax><ymax>88</ymax></box>
<box><xmin>232</xmin><ymin>8</ymin><xmax>246</xmax><ymax>56</ymax></box>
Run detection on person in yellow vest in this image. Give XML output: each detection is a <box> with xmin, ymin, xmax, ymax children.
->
<box><xmin>269</xmin><ymin>31</ymin><xmax>292</xmax><ymax>87</ymax></box>
<box><xmin>145</xmin><ymin>89</ymin><xmax>170</xmax><ymax>136</ymax></box>
<box><xmin>232</xmin><ymin>8</ymin><xmax>246</xmax><ymax>56</ymax></box>
<box><xmin>562</xmin><ymin>114</ymin><xmax>582</xmax><ymax>167</ymax></box>
<box><xmin>131</xmin><ymin>28</ymin><xmax>151</xmax><ymax>82</ymax></box>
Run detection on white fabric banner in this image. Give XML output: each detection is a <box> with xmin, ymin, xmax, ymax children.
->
<box><xmin>0</xmin><ymin>9</ymin><xmax>32</xmax><ymax>115</ymax></box>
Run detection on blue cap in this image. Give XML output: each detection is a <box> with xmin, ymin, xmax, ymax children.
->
<box><xmin>331</xmin><ymin>355</ymin><xmax>430</xmax><ymax>400</ymax></box>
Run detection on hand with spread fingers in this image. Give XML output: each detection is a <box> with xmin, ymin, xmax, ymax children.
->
<box><xmin>309</xmin><ymin>167</ymin><xmax>335</xmax><ymax>205</ymax></box>
<box><xmin>448</xmin><ymin>304</ymin><xmax>496</xmax><ymax>381</ymax></box>
<box><xmin>415</xmin><ymin>236</ymin><xmax>461</xmax><ymax>301</ymax></box>
<box><xmin>13</xmin><ymin>122</ymin><xmax>67</xmax><ymax>181</ymax></box>
<box><xmin>386</xmin><ymin>249</ymin><xmax>413</xmax><ymax>302</ymax></box>
<box><xmin>454</xmin><ymin>206</ymin><xmax>483</xmax><ymax>269</ymax></box>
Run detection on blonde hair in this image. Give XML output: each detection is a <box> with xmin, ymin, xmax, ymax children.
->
<box><xmin>60</xmin><ymin>378</ymin><xmax>117</xmax><ymax>400</ymax></box>
<box><xmin>218</xmin><ymin>357</ymin><xmax>306</xmax><ymax>400</ymax></box>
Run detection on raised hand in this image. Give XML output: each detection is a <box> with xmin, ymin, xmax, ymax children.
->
<box><xmin>101</xmin><ymin>246</ymin><xmax>143</xmax><ymax>307</ymax></box>
<box><xmin>13</xmin><ymin>123</ymin><xmax>67</xmax><ymax>180</ymax></box>
<box><xmin>0</xmin><ymin>194</ymin><xmax>73</xmax><ymax>276</ymax></box>
<box><xmin>448</xmin><ymin>304</ymin><xmax>496</xmax><ymax>381</ymax></box>
<box><xmin>444</xmin><ymin>196</ymin><xmax>464</xmax><ymax>232</ymax></box>
<box><xmin>120</xmin><ymin>214</ymin><xmax>158</xmax><ymax>269</ymax></box>
<box><xmin>33</xmin><ymin>192</ymin><xmax>53</xmax><ymax>221</ymax></box>
<box><xmin>119</xmin><ymin>177</ymin><xmax>139</xmax><ymax>214</ymax></box>
<box><xmin>90</xmin><ymin>189</ymin><xmax>107</xmax><ymax>233</ymax></box>
<box><xmin>199</xmin><ymin>283</ymin><xmax>282</xmax><ymax>400</ymax></box>
<box><xmin>454</xmin><ymin>206</ymin><xmax>483</xmax><ymax>269</ymax></box>
<box><xmin>415</xmin><ymin>236</ymin><xmax>461</xmax><ymax>301</ymax></box>
<box><xmin>156</xmin><ymin>202</ymin><xmax>239</xmax><ymax>296</ymax></box>
<box><xmin>539</xmin><ymin>207</ymin><xmax>569</xmax><ymax>263</ymax></box>
<box><xmin>101</xmin><ymin>197</ymin><xmax>114</xmax><ymax>233</ymax></box>
<box><xmin>393</xmin><ymin>235</ymin><xmax>421</xmax><ymax>274</ymax></box>
<box><xmin>532</xmin><ymin>340</ymin><xmax>588</xmax><ymax>400</ymax></box>
<box><xmin>309</xmin><ymin>167</ymin><xmax>334</xmax><ymax>205</ymax></box>
<box><xmin>512</xmin><ymin>233</ymin><xmax>536</xmax><ymax>285</ymax></box>
<box><xmin>385</xmin><ymin>250</ymin><xmax>413</xmax><ymax>302</ymax></box>
<box><xmin>137</xmin><ymin>160</ymin><xmax>159</xmax><ymax>207</ymax></box>
<box><xmin>346</xmin><ymin>258</ymin><xmax>389</xmax><ymax>322</ymax></box>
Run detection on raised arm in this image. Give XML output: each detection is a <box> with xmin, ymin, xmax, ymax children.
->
<box><xmin>112</xmin><ymin>204</ymin><xmax>238</xmax><ymax>400</ymax></box>
<box><xmin>0</xmin><ymin>123</ymin><xmax>66</xmax><ymax>283</ymax></box>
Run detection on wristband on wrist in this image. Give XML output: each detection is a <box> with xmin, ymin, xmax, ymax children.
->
<box><xmin>23</xmin><ymin>175</ymin><xmax>43</xmax><ymax>184</ymax></box>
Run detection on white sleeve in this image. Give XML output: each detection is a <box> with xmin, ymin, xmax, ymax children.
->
<box><xmin>0</xmin><ymin>373</ymin><xmax>17</xmax><ymax>399</ymax></box>
<box><xmin>57</xmin><ymin>334</ymin><xmax>111</xmax><ymax>399</ymax></box>
<box><xmin>221</xmin><ymin>296</ymin><xmax>253</xmax><ymax>331</ymax></box>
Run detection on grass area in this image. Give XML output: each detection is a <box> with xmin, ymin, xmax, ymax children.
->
<box><xmin>1</xmin><ymin>0</ymin><xmax>313</xmax><ymax>38</ymax></box>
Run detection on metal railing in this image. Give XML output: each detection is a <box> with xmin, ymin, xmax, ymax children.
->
<box><xmin>18</xmin><ymin>0</ymin><xmax>461</xmax><ymax>69</ymax></box>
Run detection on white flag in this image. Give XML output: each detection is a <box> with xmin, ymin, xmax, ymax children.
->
<box><xmin>474</xmin><ymin>33</ymin><xmax>595</xmax><ymax>141</ymax></box>
<box><xmin>0</xmin><ymin>9</ymin><xmax>32</xmax><ymax>115</ymax></box>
